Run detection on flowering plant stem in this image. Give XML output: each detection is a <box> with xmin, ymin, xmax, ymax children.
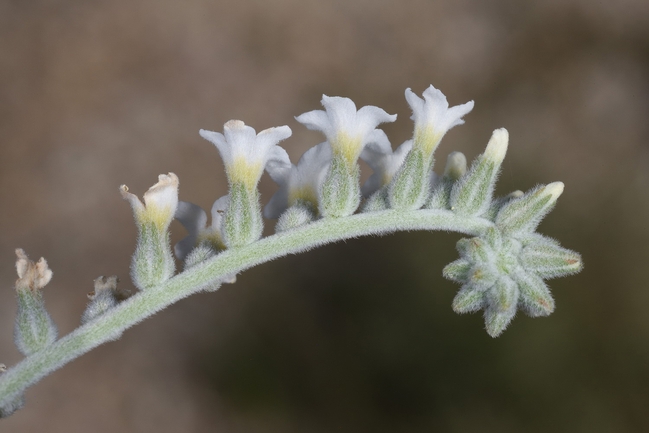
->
<box><xmin>0</xmin><ymin>209</ymin><xmax>491</xmax><ymax>407</ymax></box>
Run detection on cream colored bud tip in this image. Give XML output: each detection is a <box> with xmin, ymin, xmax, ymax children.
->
<box><xmin>507</xmin><ymin>190</ymin><xmax>524</xmax><ymax>199</ymax></box>
<box><xmin>484</xmin><ymin>128</ymin><xmax>509</xmax><ymax>162</ymax></box>
<box><xmin>444</xmin><ymin>151</ymin><xmax>467</xmax><ymax>178</ymax></box>
<box><xmin>0</xmin><ymin>364</ymin><xmax>6</xmax><ymax>373</ymax></box>
<box><xmin>545</xmin><ymin>182</ymin><xmax>564</xmax><ymax>201</ymax></box>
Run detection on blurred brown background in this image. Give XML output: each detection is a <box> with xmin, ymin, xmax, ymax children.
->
<box><xmin>1</xmin><ymin>0</ymin><xmax>649</xmax><ymax>431</ymax></box>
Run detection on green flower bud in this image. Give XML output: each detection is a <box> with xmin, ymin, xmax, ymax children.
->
<box><xmin>519</xmin><ymin>236</ymin><xmax>582</xmax><ymax>279</ymax></box>
<box><xmin>452</xmin><ymin>285</ymin><xmax>484</xmax><ymax>314</ymax></box>
<box><xmin>426</xmin><ymin>152</ymin><xmax>468</xmax><ymax>210</ymax></box>
<box><xmin>81</xmin><ymin>276</ymin><xmax>130</xmax><ymax>325</ymax></box>
<box><xmin>450</xmin><ymin>129</ymin><xmax>508</xmax><ymax>216</ymax></box>
<box><xmin>388</xmin><ymin>148</ymin><xmax>429</xmax><ymax>210</ymax></box>
<box><xmin>361</xmin><ymin>187</ymin><xmax>390</xmax><ymax>213</ymax></box>
<box><xmin>484</xmin><ymin>277</ymin><xmax>519</xmax><ymax>337</ymax></box>
<box><xmin>276</xmin><ymin>202</ymin><xmax>317</xmax><ymax>232</ymax></box>
<box><xmin>496</xmin><ymin>182</ymin><xmax>564</xmax><ymax>236</ymax></box>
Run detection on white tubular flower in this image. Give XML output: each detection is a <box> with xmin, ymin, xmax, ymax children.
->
<box><xmin>405</xmin><ymin>85</ymin><xmax>474</xmax><ymax>155</ymax></box>
<box><xmin>264</xmin><ymin>142</ymin><xmax>332</xmax><ymax>218</ymax></box>
<box><xmin>120</xmin><ymin>173</ymin><xmax>179</xmax><ymax>231</ymax></box>
<box><xmin>120</xmin><ymin>173</ymin><xmax>179</xmax><ymax>290</ymax></box>
<box><xmin>120</xmin><ymin>173</ymin><xmax>178</xmax><ymax>230</ymax></box>
<box><xmin>296</xmin><ymin>95</ymin><xmax>396</xmax><ymax>167</ymax></box>
<box><xmin>174</xmin><ymin>195</ymin><xmax>229</xmax><ymax>260</ymax></box>
<box><xmin>200</xmin><ymin>120</ymin><xmax>292</xmax><ymax>189</ymax></box>
<box><xmin>360</xmin><ymin>132</ymin><xmax>413</xmax><ymax>197</ymax></box>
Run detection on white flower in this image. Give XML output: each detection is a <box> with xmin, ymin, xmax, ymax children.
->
<box><xmin>120</xmin><ymin>173</ymin><xmax>179</xmax><ymax>230</ymax></box>
<box><xmin>264</xmin><ymin>142</ymin><xmax>332</xmax><ymax>218</ymax></box>
<box><xmin>295</xmin><ymin>95</ymin><xmax>396</xmax><ymax>167</ymax></box>
<box><xmin>174</xmin><ymin>195</ymin><xmax>229</xmax><ymax>260</ymax></box>
<box><xmin>199</xmin><ymin>120</ymin><xmax>292</xmax><ymax>188</ymax></box>
<box><xmin>359</xmin><ymin>130</ymin><xmax>412</xmax><ymax>197</ymax></box>
<box><xmin>405</xmin><ymin>85</ymin><xmax>474</xmax><ymax>155</ymax></box>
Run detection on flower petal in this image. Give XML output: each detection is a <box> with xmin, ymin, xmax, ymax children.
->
<box><xmin>264</xmin><ymin>187</ymin><xmax>290</xmax><ymax>219</ymax></box>
<box><xmin>321</xmin><ymin>95</ymin><xmax>358</xmax><ymax>134</ymax></box>
<box><xmin>255</xmin><ymin>125</ymin><xmax>292</xmax><ymax>156</ymax></box>
<box><xmin>295</xmin><ymin>109</ymin><xmax>332</xmax><ymax>135</ymax></box>
<box><xmin>143</xmin><ymin>173</ymin><xmax>179</xmax><ymax>214</ymax></box>
<box><xmin>265</xmin><ymin>145</ymin><xmax>292</xmax><ymax>185</ymax></box>
<box><xmin>355</xmin><ymin>105</ymin><xmax>397</xmax><ymax>136</ymax></box>
<box><xmin>199</xmin><ymin>129</ymin><xmax>229</xmax><ymax>164</ymax></box>
<box><xmin>175</xmin><ymin>201</ymin><xmax>208</xmax><ymax>236</ymax></box>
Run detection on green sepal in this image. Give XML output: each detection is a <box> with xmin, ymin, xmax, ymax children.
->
<box><xmin>131</xmin><ymin>219</ymin><xmax>176</xmax><ymax>290</ymax></box>
<box><xmin>450</xmin><ymin>154</ymin><xmax>500</xmax><ymax>216</ymax></box>
<box><xmin>482</xmin><ymin>191</ymin><xmax>524</xmax><ymax>221</ymax></box>
<box><xmin>469</xmin><ymin>264</ymin><xmax>499</xmax><ymax>291</ymax></box>
<box><xmin>14</xmin><ymin>289</ymin><xmax>57</xmax><ymax>356</ymax></box>
<box><xmin>443</xmin><ymin>258</ymin><xmax>472</xmax><ymax>283</ymax></box>
<box><xmin>519</xmin><ymin>238</ymin><xmax>583</xmax><ymax>279</ymax></box>
<box><xmin>184</xmin><ymin>243</ymin><xmax>216</xmax><ymax>269</ymax></box>
<box><xmin>81</xmin><ymin>276</ymin><xmax>120</xmax><ymax>325</ymax></box>
<box><xmin>425</xmin><ymin>178</ymin><xmax>452</xmax><ymax>210</ymax></box>
<box><xmin>483</xmin><ymin>227</ymin><xmax>503</xmax><ymax>251</ymax></box>
<box><xmin>388</xmin><ymin>148</ymin><xmax>429</xmax><ymax>210</ymax></box>
<box><xmin>456</xmin><ymin>237</ymin><xmax>490</xmax><ymax>263</ymax></box>
<box><xmin>276</xmin><ymin>202</ymin><xmax>317</xmax><ymax>232</ymax></box>
<box><xmin>484</xmin><ymin>277</ymin><xmax>519</xmax><ymax>337</ymax></box>
<box><xmin>425</xmin><ymin>151</ymin><xmax>466</xmax><ymax>210</ymax></box>
<box><xmin>223</xmin><ymin>182</ymin><xmax>263</xmax><ymax>247</ymax></box>
<box><xmin>452</xmin><ymin>285</ymin><xmax>484</xmax><ymax>314</ymax></box>
<box><xmin>512</xmin><ymin>271</ymin><xmax>555</xmax><ymax>317</ymax></box>
<box><xmin>495</xmin><ymin>183</ymin><xmax>562</xmax><ymax>236</ymax></box>
<box><xmin>361</xmin><ymin>187</ymin><xmax>389</xmax><ymax>212</ymax></box>
<box><xmin>319</xmin><ymin>154</ymin><xmax>361</xmax><ymax>218</ymax></box>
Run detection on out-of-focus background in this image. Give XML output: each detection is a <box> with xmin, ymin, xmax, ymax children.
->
<box><xmin>1</xmin><ymin>0</ymin><xmax>648</xmax><ymax>431</ymax></box>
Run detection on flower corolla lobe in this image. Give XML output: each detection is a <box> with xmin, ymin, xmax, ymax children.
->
<box><xmin>296</xmin><ymin>95</ymin><xmax>396</xmax><ymax>167</ymax></box>
<box><xmin>200</xmin><ymin>120</ymin><xmax>292</xmax><ymax>188</ymax></box>
<box><xmin>406</xmin><ymin>85</ymin><xmax>474</xmax><ymax>155</ymax></box>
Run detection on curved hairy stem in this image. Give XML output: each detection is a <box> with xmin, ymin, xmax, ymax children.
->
<box><xmin>0</xmin><ymin>209</ymin><xmax>492</xmax><ymax>407</ymax></box>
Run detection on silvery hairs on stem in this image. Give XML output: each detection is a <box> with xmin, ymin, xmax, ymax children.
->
<box><xmin>0</xmin><ymin>84</ymin><xmax>582</xmax><ymax>417</ymax></box>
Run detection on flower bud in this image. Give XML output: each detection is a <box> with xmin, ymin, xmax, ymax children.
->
<box><xmin>388</xmin><ymin>147</ymin><xmax>428</xmax><ymax>209</ymax></box>
<box><xmin>484</xmin><ymin>277</ymin><xmax>519</xmax><ymax>337</ymax></box>
<box><xmin>276</xmin><ymin>202</ymin><xmax>317</xmax><ymax>232</ymax></box>
<box><xmin>512</xmin><ymin>271</ymin><xmax>555</xmax><ymax>317</ymax></box>
<box><xmin>482</xmin><ymin>190</ymin><xmax>524</xmax><ymax>221</ymax></box>
<box><xmin>452</xmin><ymin>285</ymin><xmax>484</xmax><ymax>314</ymax></box>
<box><xmin>519</xmin><ymin>235</ymin><xmax>582</xmax><ymax>279</ymax></box>
<box><xmin>425</xmin><ymin>151</ymin><xmax>467</xmax><ymax>209</ymax></box>
<box><xmin>450</xmin><ymin>129</ymin><xmax>508</xmax><ymax>216</ymax></box>
<box><xmin>495</xmin><ymin>182</ymin><xmax>564</xmax><ymax>236</ymax></box>
<box><xmin>13</xmin><ymin>249</ymin><xmax>58</xmax><ymax>356</ymax></box>
<box><xmin>81</xmin><ymin>276</ymin><xmax>127</xmax><ymax>325</ymax></box>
